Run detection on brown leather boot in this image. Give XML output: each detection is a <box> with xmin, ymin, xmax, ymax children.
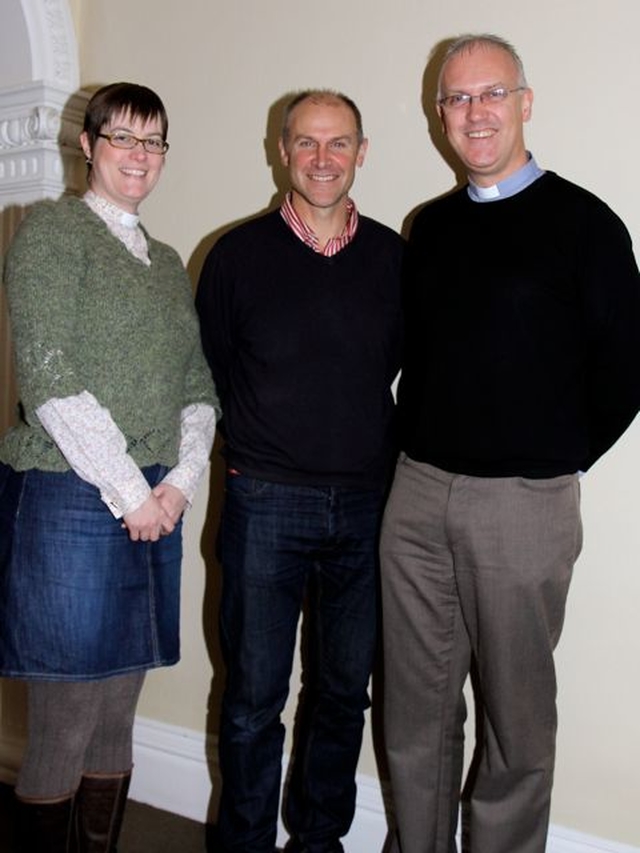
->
<box><xmin>74</xmin><ymin>771</ymin><xmax>131</xmax><ymax>852</ymax></box>
<box><xmin>16</xmin><ymin>792</ymin><xmax>76</xmax><ymax>853</ymax></box>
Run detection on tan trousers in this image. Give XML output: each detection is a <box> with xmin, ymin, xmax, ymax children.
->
<box><xmin>380</xmin><ymin>455</ymin><xmax>582</xmax><ymax>853</ymax></box>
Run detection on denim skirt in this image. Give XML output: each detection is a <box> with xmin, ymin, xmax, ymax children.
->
<box><xmin>0</xmin><ymin>462</ymin><xmax>182</xmax><ymax>681</ymax></box>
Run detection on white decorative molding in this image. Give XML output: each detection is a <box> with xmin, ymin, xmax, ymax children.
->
<box><xmin>125</xmin><ymin>717</ymin><xmax>639</xmax><ymax>853</ymax></box>
<box><xmin>0</xmin><ymin>1</ymin><xmax>88</xmax><ymax>207</ymax></box>
<box><xmin>1</xmin><ymin>716</ymin><xmax>638</xmax><ymax>853</ymax></box>
<box><xmin>128</xmin><ymin>716</ymin><xmax>389</xmax><ymax>850</ymax></box>
<box><xmin>20</xmin><ymin>0</ymin><xmax>80</xmax><ymax>90</ymax></box>
<box><xmin>0</xmin><ymin>103</ymin><xmax>62</xmax><ymax>149</ymax></box>
<box><xmin>0</xmin><ymin>81</ymin><xmax>88</xmax><ymax>204</ymax></box>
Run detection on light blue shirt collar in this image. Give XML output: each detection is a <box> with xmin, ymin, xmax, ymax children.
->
<box><xmin>467</xmin><ymin>153</ymin><xmax>545</xmax><ymax>202</ymax></box>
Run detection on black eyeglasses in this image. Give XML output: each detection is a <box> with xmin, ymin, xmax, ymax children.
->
<box><xmin>437</xmin><ymin>87</ymin><xmax>526</xmax><ymax>110</ymax></box>
<box><xmin>98</xmin><ymin>132</ymin><xmax>169</xmax><ymax>154</ymax></box>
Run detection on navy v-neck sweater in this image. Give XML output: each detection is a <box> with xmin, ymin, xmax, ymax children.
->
<box><xmin>196</xmin><ymin>210</ymin><xmax>404</xmax><ymax>488</ymax></box>
<box><xmin>398</xmin><ymin>172</ymin><xmax>640</xmax><ymax>477</ymax></box>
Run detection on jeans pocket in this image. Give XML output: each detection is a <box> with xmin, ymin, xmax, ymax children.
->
<box><xmin>224</xmin><ymin>471</ymin><xmax>273</xmax><ymax>498</ymax></box>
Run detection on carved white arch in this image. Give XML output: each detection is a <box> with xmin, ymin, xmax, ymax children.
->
<box><xmin>20</xmin><ymin>0</ymin><xmax>80</xmax><ymax>90</ymax></box>
<box><xmin>0</xmin><ymin>0</ymin><xmax>89</xmax><ymax>207</ymax></box>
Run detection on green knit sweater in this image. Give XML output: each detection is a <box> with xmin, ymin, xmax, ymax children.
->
<box><xmin>1</xmin><ymin>196</ymin><xmax>218</xmax><ymax>472</ymax></box>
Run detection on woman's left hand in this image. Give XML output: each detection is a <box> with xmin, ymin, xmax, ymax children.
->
<box><xmin>152</xmin><ymin>482</ymin><xmax>188</xmax><ymax>532</ymax></box>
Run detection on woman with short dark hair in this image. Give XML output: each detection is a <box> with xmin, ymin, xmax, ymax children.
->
<box><xmin>0</xmin><ymin>82</ymin><xmax>219</xmax><ymax>852</ymax></box>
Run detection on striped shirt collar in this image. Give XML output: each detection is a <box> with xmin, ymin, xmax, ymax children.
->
<box><xmin>280</xmin><ymin>192</ymin><xmax>359</xmax><ymax>257</ymax></box>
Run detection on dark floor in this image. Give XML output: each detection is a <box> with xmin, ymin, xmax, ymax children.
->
<box><xmin>0</xmin><ymin>782</ymin><xmax>211</xmax><ymax>852</ymax></box>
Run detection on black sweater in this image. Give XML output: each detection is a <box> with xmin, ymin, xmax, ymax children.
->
<box><xmin>196</xmin><ymin>210</ymin><xmax>403</xmax><ymax>488</ymax></box>
<box><xmin>398</xmin><ymin>172</ymin><xmax>640</xmax><ymax>477</ymax></box>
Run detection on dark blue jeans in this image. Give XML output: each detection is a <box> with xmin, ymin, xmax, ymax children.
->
<box><xmin>216</xmin><ymin>472</ymin><xmax>383</xmax><ymax>853</ymax></box>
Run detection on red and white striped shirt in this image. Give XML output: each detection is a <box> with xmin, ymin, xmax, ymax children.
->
<box><xmin>280</xmin><ymin>192</ymin><xmax>359</xmax><ymax>257</ymax></box>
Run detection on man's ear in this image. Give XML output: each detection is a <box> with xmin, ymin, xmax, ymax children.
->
<box><xmin>278</xmin><ymin>137</ymin><xmax>290</xmax><ymax>167</ymax></box>
<box><xmin>436</xmin><ymin>104</ymin><xmax>448</xmax><ymax>136</ymax></box>
<box><xmin>356</xmin><ymin>137</ymin><xmax>369</xmax><ymax>168</ymax></box>
<box><xmin>522</xmin><ymin>88</ymin><xmax>534</xmax><ymax>123</ymax></box>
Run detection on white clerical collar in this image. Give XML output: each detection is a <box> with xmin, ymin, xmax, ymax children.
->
<box><xmin>474</xmin><ymin>184</ymin><xmax>500</xmax><ymax>200</ymax></box>
<box><xmin>83</xmin><ymin>190</ymin><xmax>150</xmax><ymax>265</ymax></box>
<box><xmin>467</xmin><ymin>153</ymin><xmax>545</xmax><ymax>203</ymax></box>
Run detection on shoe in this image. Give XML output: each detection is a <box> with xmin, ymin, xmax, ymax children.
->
<box><xmin>16</xmin><ymin>792</ymin><xmax>76</xmax><ymax>853</ymax></box>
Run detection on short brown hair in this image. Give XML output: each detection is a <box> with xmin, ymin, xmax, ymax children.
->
<box><xmin>281</xmin><ymin>89</ymin><xmax>364</xmax><ymax>146</ymax></box>
<box><xmin>83</xmin><ymin>82</ymin><xmax>168</xmax><ymax>151</ymax></box>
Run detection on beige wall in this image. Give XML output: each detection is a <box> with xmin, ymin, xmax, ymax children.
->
<box><xmin>72</xmin><ymin>1</ymin><xmax>639</xmax><ymax>847</ymax></box>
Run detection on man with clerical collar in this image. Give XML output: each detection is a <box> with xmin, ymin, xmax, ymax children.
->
<box><xmin>380</xmin><ymin>33</ymin><xmax>640</xmax><ymax>853</ymax></box>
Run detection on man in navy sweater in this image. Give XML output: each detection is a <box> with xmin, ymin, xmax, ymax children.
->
<box><xmin>196</xmin><ymin>90</ymin><xmax>403</xmax><ymax>853</ymax></box>
<box><xmin>380</xmin><ymin>34</ymin><xmax>640</xmax><ymax>853</ymax></box>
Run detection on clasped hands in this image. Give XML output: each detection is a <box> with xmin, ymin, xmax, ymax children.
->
<box><xmin>122</xmin><ymin>483</ymin><xmax>187</xmax><ymax>542</ymax></box>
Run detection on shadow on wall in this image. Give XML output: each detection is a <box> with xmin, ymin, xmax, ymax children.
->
<box><xmin>0</xmin><ymin>85</ymin><xmax>93</xmax><ymax>783</ymax></box>
<box><xmin>186</xmin><ymin>92</ymin><xmax>291</xmax><ymax>286</ymax></box>
<box><xmin>192</xmin><ymin>90</ymin><xmax>295</xmax><ymax>824</ymax></box>
<box><xmin>401</xmin><ymin>36</ymin><xmax>469</xmax><ymax>239</ymax></box>
<box><xmin>0</xmin><ymin>205</ymin><xmax>32</xmax><ymax>780</ymax></box>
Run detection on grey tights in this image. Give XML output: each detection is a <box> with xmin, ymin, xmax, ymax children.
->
<box><xmin>16</xmin><ymin>671</ymin><xmax>145</xmax><ymax>800</ymax></box>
